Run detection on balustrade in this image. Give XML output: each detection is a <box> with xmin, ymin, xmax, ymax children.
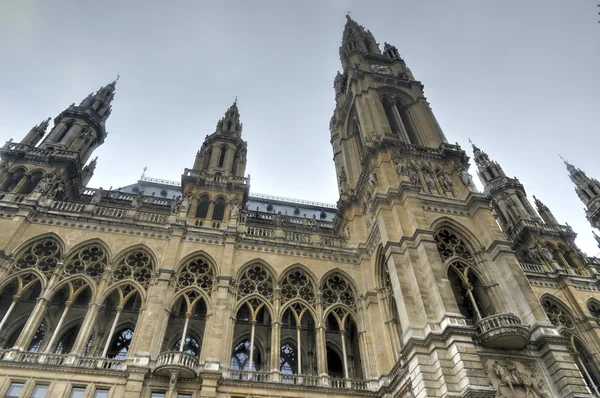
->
<box><xmin>136</xmin><ymin>212</ymin><xmax>168</xmax><ymax>224</ymax></box>
<box><xmin>246</xmin><ymin>227</ymin><xmax>275</xmax><ymax>238</ymax></box>
<box><xmin>228</xmin><ymin>370</ymin><xmax>270</xmax><ymax>382</ymax></box>
<box><xmin>154</xmin><ymin>351</ymin><xmax>198</xmax><ymax>378</ymax></box>
<box><xmin>50</xmin><ymin>201</ymin><xmax>85</xmax><ymax>213</ymax></box>
<box><xmin>475</xmin><ymin>313</ymin><xmax>530</xmax><ymax>350</ymax></box>
<box><xmin>93</xmin><ymin>206</ymin><xmax>126</xmax><ymax>218</ymax></box>
<box><xmin>520</xmin><ymin>262</ymin><xmax>545</xmax><ymax>273</ymax></box>
<box><xmin>285</xmin><ymin>231</ymin><xmax>311</xmax><ymax>243</ymax></box>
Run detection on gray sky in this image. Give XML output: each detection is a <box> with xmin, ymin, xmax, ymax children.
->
<box><xmin>1</xmin><ymin>1</ymin><xmax>599</xmax><ymax>255</ymax></box>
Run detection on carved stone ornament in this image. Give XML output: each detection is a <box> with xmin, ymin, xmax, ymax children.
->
<box><xmin>486</xmin><ymin>359</ymin><xmax>549</xmax><ymax>397</ymax></box>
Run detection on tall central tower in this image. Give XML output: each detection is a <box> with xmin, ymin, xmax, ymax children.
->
<box><xmin>330</xmin><ymin>16</ymin><xmax>591</xmax><ymax>397</ymax></box>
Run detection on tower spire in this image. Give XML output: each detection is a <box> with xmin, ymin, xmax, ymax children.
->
<box><xmin>470</xmin><ymin>141</ymin><xmax>506</xmax><ymax>187</ymax></box>
<box><xmin>563</xmin><ymin>160</ymin><xmax>600</xmax><ymax>229</ymax></box>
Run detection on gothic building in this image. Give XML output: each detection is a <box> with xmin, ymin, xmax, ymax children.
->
<box><xmin>0</xmin><ymin>16</ymin><xmax>599</xmax><ymax>398</ymax></box>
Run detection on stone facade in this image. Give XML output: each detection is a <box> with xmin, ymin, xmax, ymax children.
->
<box><xmin>0</xmin><ymin>15</ymin><xmax>599</xmax><ymax>398</ymax></box>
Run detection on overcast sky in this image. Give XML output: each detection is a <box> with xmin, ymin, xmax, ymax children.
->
<box><xmin>1</xmin><ymin>1</ymin><xmax>599</xmax><ymax>254</ymax></box>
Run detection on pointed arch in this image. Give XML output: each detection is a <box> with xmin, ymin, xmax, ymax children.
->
<box><xmin>11</xmin><ymin>232</ymin><xmax>65</xmax><ymax>258</ymax></box>
<box><xmin>430</xmin><ymin>218</ymin><xmax>482</xmax><ymax>257</ymax></box>
<box><xmin>168</xmin><ymin>286</ymin><xmax>211</xmax><ymax>313</ymax></box>
<box><xmin>11</xmin><ymin>233</ymin><xmax>64</xmax><ymax>281</ymax></box>
<box><xmin>0</xmin><ymin>269</ymin><xmax>46</xmax><ymax>293</ymax></box>
<box><xmin>319</xmin><ymin>268</ymin><xmax>361</xmax><ymax>299</ymax></box>
<box><xmin>236</xmin><ymin>258</ymin><xmax>279</xmax><ymax>283</ymax></box>
<box><xmin>48</xmin><ymin>275</ymin><xmax>96</xmax><ymax>301</ymax></box>
<box><xmin>587</xmin><ymin>298</ymin><xmax>600</xmax><ymax>318</ymax></box>
<box><xmin>234</xmin><ymin>295</ymin><xmax>274</xmax><ymax>321</ymax></box>
<box><xmin>173</xmin><ymin>251</ymin><xmax>218</xmax><ymax>294</ymax></box>
<box><xmin>111</xmin><ymin>244</ymin><xmax>157</xmax><ymax>289</ymax></box>
<box><xmin>540</xmin><ymin>294</ymin><xmax>576</xmax><ymax>331</ymax></box>
<box><xmin>62</xmin><ymin>239</ymin><xmax>111</xmax><ymax>283</ymax></box>
<box><xmin>280</xmin><ymin>300</ymin><xmax>318</xmax><ymax>324</ymax></box>
<box><xmin>98</xmin><ymin>280</ymin><xmax>147</xmax><ymax>308</ymax></box>
<box><xmin>374</xmin><ymin>245</ymin><xmax>390</xmax><ymax>291</ymax></box>
<box><xmin>235</xmin><ymin>260</ymin><xmax>276</xmax><ymax>303</ymax></box>
<box><xmin>279</xmin><ymin>263</ymin><xmax>318</xmax><ymax>307</ymax></box>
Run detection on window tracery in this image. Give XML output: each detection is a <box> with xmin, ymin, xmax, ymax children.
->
<box><xmin>434</xmin><ymin>228</ymin><xmax>474</xmax><ymax>263</ymax></box>
<box><xmin>172</xmin><ymin>336</ymin><xmax>200</xmax><ymax>356</ymax></box>
<box><xmin>230</xmin><ymin>339</ymin><xmax>260</xmax><ymax>371</ymax></box>
<box><xmin>28</xmin><ymin>322</ymin><xmax>46</xmax><ymax>352</ymax></box>
<box><xmin>321</xmin><ymin>273</ymin><xmax>356</xmax><ymax>310</ymax></box>
<box><xmin>108</xmin><ymin>328</ymin><xmax>133</xmax><ymax>359</ymax></box>
<box><xmin>64</xmin><ymin>244</ymin><xmax>108</xmax><ymax>282</ymax></box>
<box><xmin>542</xmin><ymin>298</ymin><xmax>575</xmax><ymax>330</ymax></box>
<box><xmin>280</xmin><ymin>269</ymin><xmax>316</xmax><ymax>305</ymax></box>
<box><xmin>112</xmin><ymin>250</ymin><xmax>154</xmax><ymax>288</ymax></box>
<box><xmin>14</xmin><ymin>238</ymin><xmax>62</xmax><ymax>279</ymax></box>
<box><xmin>236</xmin><ymin>264</ymin><xmax>275</xmax><ymax>301</ymax></box>
<box><xmin>175</xmin><ymin>255</ymin><xmax>215</xmax><ymax>293</ymax></box>
<box><xmin>280</xmin><ymin>343</ymin><xmax>297</xmax><ymax>374</ymax></box>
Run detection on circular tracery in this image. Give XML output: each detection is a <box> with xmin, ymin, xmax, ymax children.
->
<box><xmin>64</xmin><ymin>244</ymin><xmax>107</xmax><ymax>281</ymax></box>
<box><xmin>434</xmin><ymin>228</ymin><xmax>473</xmax><ymax>263</ymax></box>
<box><xmin>176</xmin><ymin>255</ymin><xmax>214</xmax><ymax>292</ymax></box>
<box><xmin>236</xmin><ymin>264</ymin><xmax>274</xmax><ymax>301</ymax></box>
<box><xmin>542</xmin><ymin>298</ymin><xmax>575</xmax><ymax>330</ymax></box>
<box><xmin>280</xmin><ymin>269</ymin><xmax>315</xmax><ymax>304</ymax></box>
<box><xmin>112</xmin><ymin>250</ymin><xmax>154</xmax><ymax>288</ymax></box>
<box><xmin>321</xmin><ymin>273</ymin><xmax>356</xmax><ymax>310</ymax></box>
<box><xmin>14</xmin><ymin>238</ymin><xmax>61</xmax><ymax>278</ymax></box>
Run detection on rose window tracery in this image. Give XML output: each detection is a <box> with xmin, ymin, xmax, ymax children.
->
<box><xmin>14</xmin><ymin>238</ymin><xmax>61</xmax><ymax>278</ymax></box>
<box><xmin>434</xmin><ymin>228</ymin><xmax>474</xmax><ymax>263</ymax></box>
<box><xmin>176</xmin><ymin>255</ymin><xmax>215</xmax><ymax>293</ymax></box>
<box><xmin>280</xmin><ymin>269</ymin><xmax>316</xmax><ymax>305</ymax></box>
<box><xmin>112</xmin><ymin>250</ymin><xmax>154</xmax><ymax>288</ymax></box>
<box><xmin>236</xmin><ymin>264</ymin><xmax>274</xmax><ymax>301</ymax></box>
<box><xmin>542</xmin><ymin>298</ymin><xmax>575</xmax><ymax>329</ymax></box>
<box><xmin>321</xmin><ymin>274</ymin><xmax>356</xmax><ymax>310</ymax></box>
<box><xmin>64</xmin><ymin>244</ymin><xmax>107</xmax><ymax>282</ymax></box>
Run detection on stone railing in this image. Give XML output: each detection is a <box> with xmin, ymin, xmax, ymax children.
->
<box><xmin>475</xmin><ymin>313</ymin><xmax>530</xmax><ymax>350</ymax></box>
<box><xmin>154</xmin><ymin>351</ymin><xmax>198</xmax><ymax>378</ymax></box>
<box><xmin>136</xmin><ymin>212</ymin><xmax>168</xmax><ymax>224</ymax></box>
<box><xmin>77</xmin><ymin>357</ymin><xmax>125</xmax><ymax>370</ymax></box>
<box><xmin>50</xmin><ymin>201</ymin><xmax>86</xmax><ymax>213</ymax></box>
<box><xmin>1</xmin><ymin>142</ymin><xmax>80</xmax><ymax>161</ymax></box>
<box><xmin>93</xmin><ymin>206</ymin><xmax>126</xmax><ymax>218</ymax></box>
<box><xmin>12</xmin><ymin>351</ymin><xmax>68</xmax><ymax>365</ymax></box>
<box><xmin>285</xmin><ymin>231</ymin><xmax>311</xmax><ymax>243</ymax></box>
<box><xmin>245</xmin><ymin>227</ymin><xmax>276</xmax><ymax>238</ymax></box>
<box><xmin>228</xmin><ymin>370</ymin><xmax>271</xmax><ymax>382</ymax></box>
<box><xmin>520</xmin><ymin>262</ymin><xmax>545</xmax><ymax>273</ymax></box>
<box><xmin>183</xmin><ymin>168</ymin><xmax>250</xmax><ymax>185</ymax></box>
<box><xmin>280</xmin><ymin>374</ymin><xmax>320</xmax><ymax>386</ymax></box>
<box><xmin>508</xmin><ymin>219</ymin><xmax>575</xmax><ymax>241</ymax></box>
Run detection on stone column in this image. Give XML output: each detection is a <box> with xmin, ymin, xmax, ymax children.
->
<box><xmin>209</xmin><ymin>146</ymin><xmax>221</xmax><ymax>169</ymax></box>
<box><xmin>43</xmin><ymin>121</ymin><xmax>67</xmax><ymax>144</ymax></box>
<box><xmin>270</xmin><ymin>321</ymin><xmax>281</xmax><ymax>381</ymax></box>
<box><xmin>42</xmin><ymin>301</ymin><xmax>72</xmax><ymax>353</ymax></box>
<box><xmin>68</xmin><ymin>302</ymin><xmax>100</xmax><ymax>357</ymax></box>
<box><xmin>101</xmin><ymin>307</ymin><xmax>123</xmax><ymax>357</ymax></box>
<box><xmin>201</xmin><ymin>277</ymin><xmax>233</xmax><ymax>369</ymax></box>
<box><xmin>0</xmin><ymin>296</ymin><xmax>19</xmax><ymax>333</ymax></box>
<box><xmin>62</xmin><ymin>124</ymin><xmax>83</xmax><ymax>148</ymax></box>
<box><xmin>340</xmin><ymin>329</ymin><xmax>349</xmax><ymax>379</ymax></box>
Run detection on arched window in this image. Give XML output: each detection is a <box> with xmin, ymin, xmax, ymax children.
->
<box><xmin>203</xmin><ymin>147</ymin><xmax>212</xmax><ymax>170</ymax></box>
<box><xmin>107</xmin><ymin>328</ymin><xmax>133</xmax><ymax>359</ymax></box>
<box><xmin>212</xmin><ymin>197</ymin><xmax>226</xmax><ymax>221</ymax></box>
<box><xmin>195</xmin><ymin>195</ymin><xmax>210</xmax><ymax>219</ymax></box>
<box><xmin>280</xmin><ymin>343</ymin><xmax>297</xmax><ymax>374</ymax></box>
<box><xmin>172</xmin><ymin>335</ymin><xmax>200</xmax><ymax>356</ymax></box>
<box><xmin>54</xmin><ymin>325</ymin><xmax>81</xmax><ymax>354</ymax></box>
<box><xmin>230</xmin><ymin>339</ymin><xmax>260</xmax><ymax>371</ymax></box>
<box><xmin>14</xmin><ymin>237</ymin><xmax>62</xmax><ymax>279</ymax></box>
<box><xmin>63</xmin><ymin>243</ymin><xmax>108</xmax><ymax>283</ymax></box>
<box><xmin>18</xmin><ymin>171</ymin><xmax>43</xmax><ymax>194</ymax></box>
<box><xmin>112</xmin><ymin>248</ymin><xmax>154</xmax><ymax>288</ymax></box>
<box><xmin>218</xmin><ymin>145</ymin><xmax>227</xmax><ymax>168</ymax></box>
<box><xmin>573</xmin><ymin>338</ymin><xmax>600</xmax><ymax>394</ymax></box>
<box><xmin>326</xmin><ymin>345</ymin><xmax>344</xmax><ymax>378</ymax></box>
<box><xmin>236</xmin><ymin>263</ymin><xmax>275</xmax><ymax>301</ymax></box>
<box><xmin>28</xmin><ymin>323</ymin><xmax>46</xmax><ymax>352</ymax></box>
<box><xmin>1</xmin><ymin>168</ymin><xmax>26</xmax><ymax>192</ymax></box>
<box><xmin>541</xmin><ymin>297</ymin><xmax>575</xmax><ymax>330</ymax></box>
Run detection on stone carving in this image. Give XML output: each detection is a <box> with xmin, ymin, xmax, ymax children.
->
<box><xmin>180</xmin><ymin>191</ymin><xmax>192</xmax><ymax>213</ymax></box>
<box><xmin>131</xmin><ymin>192</ymin><xmax>145</xmax><ymax>209</ymax></box>
<box><xmin>368</xmin><ymin>169</ymin><xmax>378</xmax><ymax>190</ymax></box>
<box><xmin>392</xmin><ymin>153</ymin><xmax>407</xmax><ymax>175</ymax></box>
<box><xmin>170</xmin><ymin>195</ymin><xmax>182</xmax><ymax>214</ymax></box>
<box><xmin>90</xmin><ymin>188</ymin><xmax>103</xmax><ymax>205</ymax></box>
<box><xmin>437</xmin><ymin>169</ymin><xmax>453</xmax><ymax>193</ymax></box>
<box><xmin>338</xmin><ymin>166</ymin><xmax>348</xmax><ymax>194</ymax></box>
<box><xmin>423</xmin><ymin>169</ymin><xmax>438</xmax><ymax>194</ymax></box>
<box><xmin>407</xmin><ymin>163</ymin><xmax>420</xmax><ymax>186</ymax></box>
<box><xmin>230</xmin><ymin>195</ymin><xmax>241</xmax><ymax>219</ymax></box>
<box><xmin>35</xmin><ymin>171</ymin><xmax>57</xmax><ymax>194</ymax></box>
<box><xmin>78</xmin><ymin>126</ymin><xmax>94</xmax><ymax>141</ymax></box>
<box><xmin>51</xmin><ymin>180</ymin><xmax>66</xmax><ymax>200</ymax></box>
<box><xmin>524</xmin><ymin>245</ymin><xmax>544</xmax><ymax>264</ymax></box>
<box><xmin>540</xmin><ymin>246</ymin><xmax>554</xmax><ymax>263</ymax></box>
<box><xmin>490</xmin><ymin>360</ymin><xmax>548</xmax><ymax>397</ymax></box>
<box><xmin>457</xmin><ymin>164</ymin><xmax>474</xmax><ymax>187</ymax></box>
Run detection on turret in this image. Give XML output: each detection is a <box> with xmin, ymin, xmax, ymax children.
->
<box><xmin>40</xmin><ymin>79</ymin><xmax>116</xmax><ymax>165</ymax></box>
<box><xmin>192</xmin><ymin>101</ymin><xmax>247</xmax><ymax>178</ymax></box>
<box><xmin>20</xmin><ymin>117</ymin><xmax>51</xmax><ymax>146</ymax></box>
<box><xmin>533</xmin><ymin>195</ymin><xmax>559</xmax><ymax>226</ymax></box>
<box><xmin>472</xmin><ymin>143</ymin><xmax>507</xmax><ymax>186</ymax></box>
<box><xmin>339</xmin><ymin>15</ymin><xmax>381</xmax><ymax>70</ymax></box>
<box><xmin>564</xmin><ymin>159</ymin><xmax>600</xmax><ymax>229</ymax></box>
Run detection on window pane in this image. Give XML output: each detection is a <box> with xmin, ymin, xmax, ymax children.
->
<box><xmin>178</xmin><ymin>395</ymin><xmax>192</xmax><ymax>398</ymax></box>
<box><xmin>32</xmin><ymin>385</ymin><xmax>49</xmax><ymax>398</ymax></box>
<box><xmin>70</xmin><ymin>387</ymin><xmax>86</xmax><ymax>398</ymax></box>
<box><xmin>94</xmin><ymin>390</ymin><xmax>109</xmax><ymax>398</ymax></box>
<box><xmin>150</xmin><ymin>393</ymin><xmax>166</xmax><ymax>398</ymax></box>
<box><xmin>6</xmin><ymin>383</ymin><xmax>24</xmax><ymax>398</ymax></box>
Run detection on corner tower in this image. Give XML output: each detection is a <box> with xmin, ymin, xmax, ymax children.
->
<box><xmin>564</xmin><ymin>160</ymin><xmax>600</xmax><ymax>230</ymax></box>
<box><xmin>330</xmin><ymin>16</ymin><xmax>591</xmax><ymax>397</ymax></box>
<box><xmin>179</xmin><ymin>101</ymin><xmax>250</xmax><ymax>227</ymax></box>
<box><xmin>0</xmin><ymin>80</ymin><xmax>116</xmax><ymax>200</ymax></box>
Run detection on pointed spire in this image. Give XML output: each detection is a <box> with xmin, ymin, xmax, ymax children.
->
<box><xmin>470</xmin><ymin>141</ymin><xmax>507</xmax><ymax>186</ymax></box>
<box><xmin>35</xmin><ymin>117</ymin><xmax>52</xmax><ymax>133</ymax></box>
<box><xmin>339</xmin><ymin>14</ymin><xmax>380</xmax><ymax>69</ymax></box>
<box><xmin>215</xmin><ymin>100</ymin><xmax>242</xmax><ymax>136</ymax></box>
<box><xmin>593</xmin><ymin>231</ymin><xmax>600</xmax><ymax>249</ymax></box>
<box><xmin>533</xmin><ymin>195</ymin><xmax>549</xmax><ymax>213</ymax></box>
<box><xmin>78</xmin><ymin>79</ymin><xmax>117</xmax><ymax>121</ymax></box>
